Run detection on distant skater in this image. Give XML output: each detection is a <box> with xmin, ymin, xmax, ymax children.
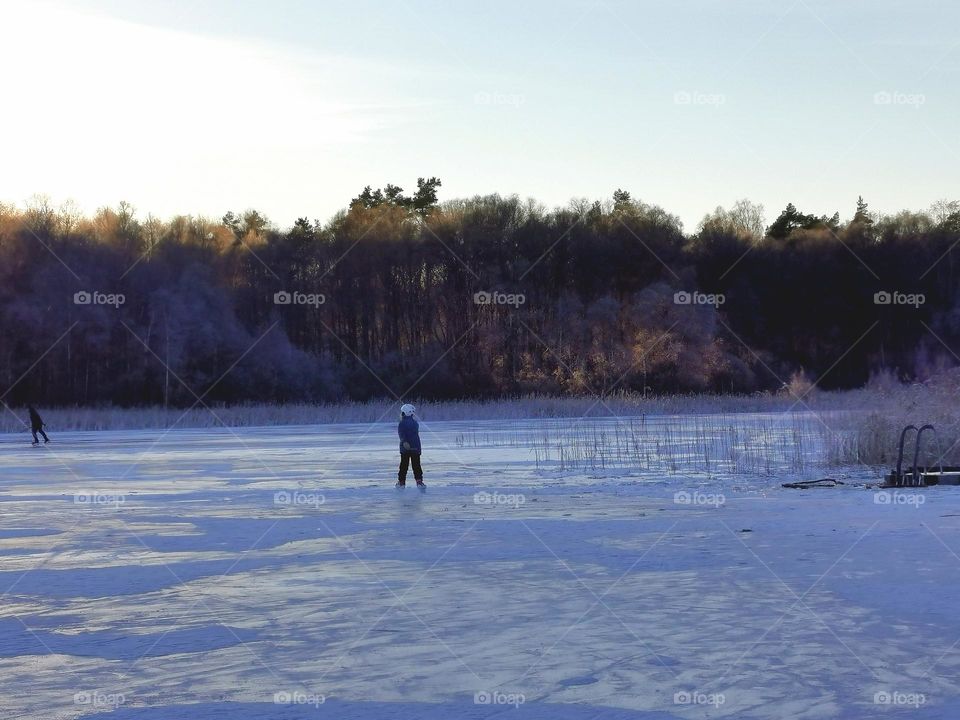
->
<box><xmin>27</xmin><ymin>405</ymin><xmax>49</xmax><ymax>445</ymax></box>
<box><xmin>396</xmin><ymin>403</ymin><xmax>424</xmax><ymax>489</ymax></box>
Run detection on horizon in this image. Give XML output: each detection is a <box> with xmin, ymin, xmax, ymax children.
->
<box><xmin>2</xmin><ymin>184</ymin><xmax>951</xmax><ymax>234</ymax></box>
<box><xmin>2</xmin><ymin>0</ymin><xmax>957</xmax><ymax>231</ymax></box>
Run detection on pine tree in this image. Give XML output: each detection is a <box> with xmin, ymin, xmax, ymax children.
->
<box><xmin>853</xmin><ymin>196</ymin><xmax>872</xmax><ymax>225</ymax></box>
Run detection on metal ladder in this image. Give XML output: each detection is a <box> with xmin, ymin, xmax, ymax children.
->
<box><xmin>893</xmin><ymin>424</ymin><xmax>944</xmax><ymax>486</ymax></box>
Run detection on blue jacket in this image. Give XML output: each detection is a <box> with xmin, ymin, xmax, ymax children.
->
<box><xmin>398</xmin><ymin>416</ymin><xmax>421</xmax><ymax>454</ymax></box>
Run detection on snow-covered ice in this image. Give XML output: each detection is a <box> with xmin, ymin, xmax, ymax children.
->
<box><xmin>2</xmin><ymin>415</ymin><xmax>960</xmax><ymax>719</ymax></box>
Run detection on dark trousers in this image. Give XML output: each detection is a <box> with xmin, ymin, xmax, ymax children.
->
<box><xmin>32</xmin><ymin>426</ymin><xmax>48</xmax><ymax>443</ymax></box>
<box><xmin>398</xmin><ymin>452</ymin><xmax>423</xmax><ymax>483</ymax></box>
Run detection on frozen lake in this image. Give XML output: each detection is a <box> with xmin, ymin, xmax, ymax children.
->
<box><xmin>2</xmin><ymin>414</ymin><xmax>960</xmax><ymax>719</ymax></box>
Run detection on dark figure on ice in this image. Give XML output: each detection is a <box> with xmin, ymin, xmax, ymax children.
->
<box><xmin>27</xmin><ymin>405</ymin><xmax>49</xmax><ymax>445</ymax></box>
<box><xmin>397</xmin><ymin>403</ymin><xmax>424</xmax><ymax>489</ymax></box>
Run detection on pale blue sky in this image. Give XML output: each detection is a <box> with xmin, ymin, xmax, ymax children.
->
<box><xmin>1</xmin><ymin>0</ymin><xmax>957</xmax><ymax>230</ymax></box>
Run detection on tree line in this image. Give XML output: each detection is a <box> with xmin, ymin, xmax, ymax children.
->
<box><xmin>1</xmin><ymin>185</ymin><xmax>959</xmax><ymax>407</ymax></box>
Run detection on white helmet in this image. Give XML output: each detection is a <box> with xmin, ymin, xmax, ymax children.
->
<box><xmin>400</xmin><ymin>403</ymin><xmax>416</xmax><ymax>417</ymax></box>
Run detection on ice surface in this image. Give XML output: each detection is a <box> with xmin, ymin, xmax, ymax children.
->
<box><xmin>1</xmin><ymin>415</ymin><xmax>959</xmax><ymax>719</ymax></box>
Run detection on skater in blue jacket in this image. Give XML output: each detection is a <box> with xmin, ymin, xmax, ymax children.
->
<box><xmin>397</xmin><ymin>403</ymin><xmax>424</xmax><ymax>488</ymax></box>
